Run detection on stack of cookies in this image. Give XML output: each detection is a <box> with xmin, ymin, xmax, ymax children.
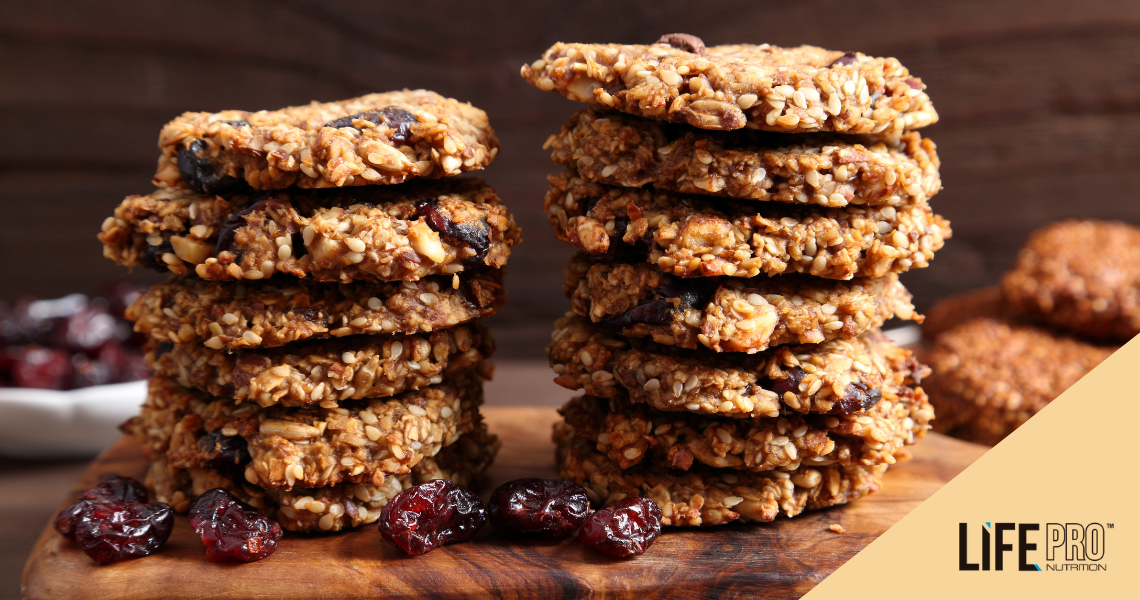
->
<box><xmin>99</xmin><ymin>91</ymin><xmax>520</xmax><ymax>531</ymax></box>
<box><xmin>922</xmin><ymin>220</ymin><xmax>1131</xmax><ymax>445</ymax></box>
<box><xmin>522</xmin><ymin>36</ymin><xmax>949</xmax><ymax>526</ymax></box>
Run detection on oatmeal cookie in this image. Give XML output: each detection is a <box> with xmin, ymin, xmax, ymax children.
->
<box><xmin>99</xmin><ymin>179</ymin><xmax>520</xmax><ymax>282</ymax></box>
<box><xmin>153</xmin><ymin>90</ymin><xmax>498</xmax><ymax>193</ymax></box>
<box><xmin>125</xmin><ymin>376</ymin><xmax>485</xmax><ymax>491</ymax></box>
<box><xmin>145</xmin><ymin>324</ymin><xmax>493</xmax><ymax>407</ymax></box>
<box><xmin>143</xmin><ymin>425</ymin><xmax>498</xmax><ymax>532</ymax></box>
<box><xmin>549</xmin><ymin>314</ymin><xmax>929</xmax><ymax>418</ymax></box>
<box><xmin>560</xmin><ymin>392</ymin><xmax>930</xmax><ymax>474</ymax></box>
<box><xmin>555</xmin><ymin>419</ymin><xmax>886</xmax><ymax>527</ymax></box>
<box><xmin>545</xmin><ymin>171</ymin><xmax>949</xmax><ymax>280</ymax></box>
<box><xmin>521</xmin><ymin>39</ymin><xmax>936</xmax><ymax>133</ymax></box>
<box><xmin>566</xmin><ymin>253</ymin><xmax>919</xmax><ymax>352</ymax></box>
<box><xmin>548</xmin><ymin>108</ymin><xmax>940</xmax><ymax>206</ymax></box>
<box><xmin>127</xmin><ymin>270</ymin><xmax>503</xmax><ymax>350</ymax></box>
<box><xmin>1001</xmin><ymin>220</ymin><xmax>1140</xmax><ymax>342</ymax></box>
<box><xmin>922</xmin><ymin>318</ymin><xmax>1115</xmax><ymax>445</ymax></box>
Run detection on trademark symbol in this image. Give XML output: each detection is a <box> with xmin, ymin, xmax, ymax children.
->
<box><xmin>1107</xmin><ymin>523</ymin><xmax>1114</xmax><ymax>528</ymax></box>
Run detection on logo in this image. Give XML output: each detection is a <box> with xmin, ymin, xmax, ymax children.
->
<box><xmin>958</xmin><ymin>522</ymin><xmax>1109</xmax><ymax>572</ymax></box>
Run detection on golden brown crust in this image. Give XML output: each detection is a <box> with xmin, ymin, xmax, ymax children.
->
<box><xmin>145</xmin><ymin>324</ymin><xmax>493</xmax><ymax>408</ymax></box>
<box><xmin>154</xmin><ymin>90</ymin><xmax>498</xmax><ymax>191</ymax></box>
<box><xmin>548</xmin><ymin>108</ymin><xmax>940</xmax><ymax>206</ymax></box>
<box><xmin>99</xmin><ymin>179</ymin><xmax>520</xmax><ymax>283</ymax></box>
<box><xmin>545</xmin><ymin>171</ymin><xmax>950</xmax><ymax>280</ymax></box>
<box><xmin>566</xmin><ymin>253</ymin><xmax>919</xmax><ymax>352</ymax></box>
<box><xmin>522</xmin><ymin>42</ymin><xmax>936</xmax><ymax>133</ymax></box>
<box><xmin>126</xmin><ymin>270</ymin><xmax>503</xmax><ymax>350</ymax></box>
<box><xmin>922</xmin><ymin>318</ymin><xmax>1115</xmax><ymax>445</ymax></box>
<box><xmin>1001</xmin><ymin>220</ymin><xmax>1140</xmax><ymax>342</ymax></box>
<box><xmin>548</xmin><ymin>314</ymin><xmax>929</xmax><ymax>418</ymax></box>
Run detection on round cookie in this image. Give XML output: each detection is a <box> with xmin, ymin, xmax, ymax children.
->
<box><xmin>922</xmin><ymin>317</ymin><xmax>1115</xmax><ymax>445</ymax></box>
<box><xmin>154</xmin><ymin>90</ymin><xmax>499</xmax><ymax>193</ymax></box>
<box><xmin>146</xmin><ymin>324</ymin><xmax>493</xmax><ymax>407</ymax></box>
<box><xmin>1001</xmin><ymin>220</ymin><xmax>1140</xmax><ymax>342</ymax></box>
<box><xmin>126</xmin><ymin>376</ymin><xmax>484</xmax><ymax>492</ymax></box>
<box><xmin>548</xmin><ymin>108</ymin><xmax>940</xmax><ymax>206</ymax></box>
<box><xmin>560</xmin><ymin>392</ymin><xmax>930</xmax><ymax>474</ymax></box>
<box><xmin>548</xmin><ymin>314</ymin><xmax>929</xmax><ymax>418</ymax></box>
<box><xmin>143</xmin><ymin>426</ymin><xmax>498</xmax><ymax>532</ymax></box>
<box><xmin>566</xmin><ymin>253</ymin><xmax>920</xmax><ymax>353</ymax></box>
<box><xmin>100</xmin><ymin>178</ymin><xmax>520</xmax><ymax>283</ymax></box>
<box><xmin>127</xmin><ymin>269</ymin><xmax>503</xmax><ymax>350</ymax></box>
<box><xmin>545</xmin><ymin>171</ymin><xmax>950</xmax><ymax>280</ymax></box>
<box><xmin>555</xmin><ymin>418</ymin><xmax>887</xmax><ymax>527</ymax></box>
<box><xmin>521</xmin><ymin>39</ymin><xmax>936</xmax><ymax>133</ymax></box>
<box><xmin>920</xmin><ymin>287</ymin><xmax>1007</xmax><ymax>340</ymax></box>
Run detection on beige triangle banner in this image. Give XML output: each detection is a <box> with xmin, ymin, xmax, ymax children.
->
<box><xmin>805</xmin><ymin>335</ymin><xmax>1140</xmax><ymax>598</ymax></box>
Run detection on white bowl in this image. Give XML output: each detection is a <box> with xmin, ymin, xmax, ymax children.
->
<box><xmin>0</xmin><ymin>380</ymin><xmax>146</xmax><ymax>458</ymax></box>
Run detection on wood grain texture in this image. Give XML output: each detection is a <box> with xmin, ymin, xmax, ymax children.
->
<box><xmin>3</xmin><ymin>0</ymin><xmax>1139</xmax><ymax>359</ymax></box>
<box><xmin>21</xmin><ymin>406</ymin><xmax>986</xmax><ymax>600</ymax></box>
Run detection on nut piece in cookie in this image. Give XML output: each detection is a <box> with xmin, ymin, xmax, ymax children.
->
<box><xmin>522</xmin><ymin>41</ymin><xmax>936</xmax><ymax>133</ymax></box>
<box><xmin>154</xmin><ymin>90</ymin><xmax>499</xmax><ymax>191</ymax></box>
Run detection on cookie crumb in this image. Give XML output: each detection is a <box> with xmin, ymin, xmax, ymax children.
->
<box><xmin>830</xmin><ymin>524</ymin><xmax>846</xmax><ymax>534</ymax></box>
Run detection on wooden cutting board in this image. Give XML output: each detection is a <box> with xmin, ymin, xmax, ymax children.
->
<box><xmin>22</xmin><ymin>407</ymin><xmax>986</xmax><ymax>600</ymax></box>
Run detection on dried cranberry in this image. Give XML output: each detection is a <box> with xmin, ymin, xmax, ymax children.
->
<box><xmin>835</xmin><ymin>382</ymin><xmax>882</xmax><ymax>413</ymax></box>
<box><xmin>178</xmin><ymin>139</ymin><xmax>245</xmax><ymax>195</ymax></box>
<box><xmin>10</xmin><ymin>346</ymin><xmax>72</xmax><ymax>389</ymax></box>
<box><xmin>579</xmin><ymin>497</ymin><xmax>662</xmax><ymax>558</ymax></box>
<box><xmin>771</xmin><ymin>367</ymin><xmax>807</xmax><ymax>399</ymax></box>
<box><xmin>189</xmin><ymin>488</ymin><xmax>282</xmax><ymax>562</ymax></box>
<box><xmin>324</xmin><ymin>106</ymin><xmax>417</xmax><ymax>144</ymax></box>
<box><xmin>602</xmin><ymin>278</ymin><xmax>714</xmax><ymax>330</ymax></box>
<box><xmin>55</xmin><ymin>476</ymin><xmax>149</xmax><ymax>540</ymax></box>
<box><xmin>414</xmin><ymin>199</ymin><xmax>491</xmax><ymax>264</ymax></box>
<box><xmin>655</xmin><ymin>33</ymin><xmax>705</xmax><ymax>56</ymax></box>
<box><xmin>72</xmin><ymin>354</ymin><xmax>115</xmax><ymax>388</ymax></box>
<box><xmin>56</xmin><ymin>303</ymin><xmax>118</xmax><ymax>351</ymax></box>
<box><xmin>73</xmin><ymin>501</ymin><xmax>174</xmax><ymax>564</ymax></box>
<box><xmin>830</xmin><ymin>52</ymin><xmax>858</xmax><ymax>67</ymax></box>
<box><xmin>198</xmin><ymin>433</ymin><xmax>251</xmax><ymax>476</ymax></box>
<box><xmin>215</xmin><ymin>198</ymin><xmax>267</xmax><ymax>256</ymax></box>
<box><xmin>141</xmin><ymin>236</ymin><xmax>175</xmax><ymax>272</ymax></box>
<box><xmin>379</xmin><ymin>479</ymin><xmax>486</xmax><ymax>555</ymax></box>
<box><xmin>487</xmin><ymin>478</ymin><xmax>590</xmax><ymax>537</ymax></box>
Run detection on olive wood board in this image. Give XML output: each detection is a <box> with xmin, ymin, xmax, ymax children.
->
<box><xmin>22</xmin><ymin>406</ymin><xmax>986</xmax><ymax>600</ymax></box>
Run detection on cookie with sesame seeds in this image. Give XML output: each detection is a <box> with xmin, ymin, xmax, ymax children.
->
<box><xmin>545</xmin><ymin>171</ymin><xmax>950</xmax><ymax>280</ymax></box>
<box><xmin>554</xmin><ymin>417</ymin><xmax>887</xmax><ymax>527</ymax></box>
<box><xmin>125</xmin><ymin>375</ymin><xmax>485</xmax><ymax>493</ymax></box>
<box><xmin>145</xmin><ymin>323</ymin><xmax>493</xmax><ymax>408</ymax></box>
<box><xmin>548</xmin><ymin>108</ymin><xmax>940</xmax><ymax>206</ymax></box>
<box><xmin>559</xmin><ymin>390</ymin><xmax>930</xmax><ymax>475</ymax></box>
<box><xmin>922</xmin><ymin>317</ymin><xmax>1115</xmax><ymax>446</ymax></box>
<box><xmin>1001</xmin><ymin>220</ymin><xmax>1140</xmax><ymax>343</ymax></box>
<box><xmin>143</xmin><ymin>425</ymin><xmax>498</xmax><ymax>532</ymax></box>
<box><xmin>153</xmin><ymin>90</ymin><xmax>499</xmax><ymax>193</ymax></box>
<box><xmin>521</xmin><ymin>38</ymin><xmax>937</xmax><ymax>133</ymax></box>
<box><xmin>99</xmin><ymin>178</ymin><xmax>520</xmax><ymax>283</ymax></box>
<box><xmin>548</xmin><ymin>314</ymin><xmax>930</xmax><ymax>418</ymax></box>
<box><xmin>566</xmin><ymin>253</ymin><xmax>920</xmax><ymax>353</ymax></box>
<box><xmin>126</xmin><ymin>269</ymin><xmax>503</xmax><ymax>350</ymax></box>
<box><xmin>920</xmin><ymin>287</ymin><xmax>1008</xmax><ymax>340</ymax></box>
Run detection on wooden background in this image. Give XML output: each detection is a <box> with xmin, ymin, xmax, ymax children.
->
<box><xmin>2</xmin><ymin>0</ymin><xmax>1139</xmax><ymax>358</ymax></box>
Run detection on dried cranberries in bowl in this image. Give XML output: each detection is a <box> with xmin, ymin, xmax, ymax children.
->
<box><xmin>579</xmin><ymin>497</ymin><xmax>663</xmax><ymax>558</ymax></box>
<box><xmin>189</xmin><ymin>488</ymin><xmax>282</xmax><ymax>562</ymax></box>
<box><xmin>379</xmin><ymin>479</ymin><xmax>486</xmax><ymax>555</ymax></box>
<box><xmin>487</xmin><ymin>478</ymin><xmax>590</xmax><ymax>537</ymax></box>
